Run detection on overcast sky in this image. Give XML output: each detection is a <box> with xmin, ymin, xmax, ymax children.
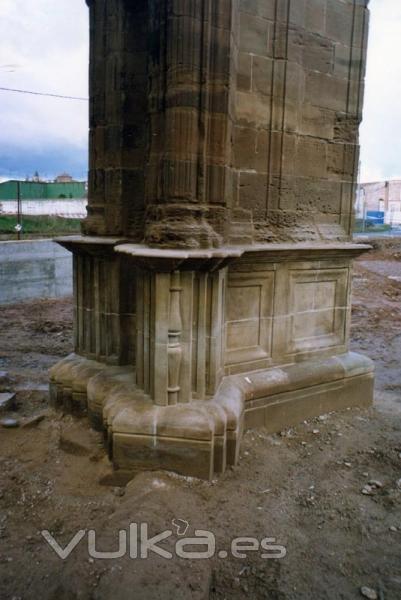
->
<box><xmin>0</xmin><ymin>0</ymin><xmax>88</xmax><ymax>180</ymax></box>
<box><xmin>0</xmin><ymin>0</ymin><xmax>399</xmax><ymax>183</ymax></box>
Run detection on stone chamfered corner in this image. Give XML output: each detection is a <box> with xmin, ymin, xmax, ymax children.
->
<box><xmin>50</xmin><ymin>0</ymin><xmax>373</xmax><ymax>479</ymax></box>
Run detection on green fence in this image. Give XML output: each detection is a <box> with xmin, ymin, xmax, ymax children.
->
<box><xmin>0</xmin><ymin>180</ymin><xmax>86</xmax><ymax>200</ymax></box>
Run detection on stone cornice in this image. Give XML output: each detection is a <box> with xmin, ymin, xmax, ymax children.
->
<box><xmin>55</xmin><ymin>235</ymin><xmax>372</xmax><ymax>268</ymax></box>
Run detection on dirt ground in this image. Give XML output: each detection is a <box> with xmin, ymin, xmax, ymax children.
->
<box><xmin>0</xmin><ymin>239</ymin><xmax>400</xmax><ymax>600</ymax></box>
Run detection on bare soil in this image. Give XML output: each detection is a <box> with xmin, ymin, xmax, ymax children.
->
<box><xmin>0</xmin><ymin>240</ymin><xmax>401</xmax><ymax>600</ymax></box>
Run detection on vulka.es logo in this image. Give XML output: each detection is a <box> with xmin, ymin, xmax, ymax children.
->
<box><xmin>41</xmin><ymin>522</ymin><xmax>287</xmax><ymax>561</ymax></box>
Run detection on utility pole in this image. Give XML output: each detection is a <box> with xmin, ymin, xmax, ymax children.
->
<box><xmin>16</xmin><ymin>180</ymin><xmax>22</xmax><ymax>240</ymax></box>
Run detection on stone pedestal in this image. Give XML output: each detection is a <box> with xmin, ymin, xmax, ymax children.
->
<box><xmin>50</xmin><ymin>0</ymin><xmax>373</xmax><ymax>479</ymax></box>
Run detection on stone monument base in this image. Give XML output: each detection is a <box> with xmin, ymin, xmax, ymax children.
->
<box><xmin>50</xmin><ymin>237</ymin><xmax>374</xmax><ymax>479</ymax></box>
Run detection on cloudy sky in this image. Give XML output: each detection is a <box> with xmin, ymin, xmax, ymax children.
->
<box><xmin>0</xmin><ymin>0</ymin><xmax>399</xmax><ymax>183</ymax></box>
<box><xmin>0</xmin><ymin>0</ymin><xmax>88</xmax><ymax>181</ymax></box>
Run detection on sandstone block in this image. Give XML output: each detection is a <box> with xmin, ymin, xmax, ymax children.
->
<box><xmin>239</xmin><ymin>0</ymin><xmax>276</xmax><ymax>21</ymax></box>
<box><xmin>239</xmin><ymin>12</ymin><xmax>271</xmax><ymax>57</ymax></box>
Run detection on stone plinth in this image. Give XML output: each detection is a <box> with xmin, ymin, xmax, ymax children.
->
<box><xmin>50</xmin><ymin>0</ymin><xmax>373</xmax><ymax>479</ymax></box>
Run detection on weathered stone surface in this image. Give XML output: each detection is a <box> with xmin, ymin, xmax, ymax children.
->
<box><xmin>51</xmin><ymin>0</ymin><xmax>372</xmax><ymax>479</ymax></box>
<box><xmin>0</xmin><ymin>393</ymin><xmax>16</xmax><ymax>412</ymax></box>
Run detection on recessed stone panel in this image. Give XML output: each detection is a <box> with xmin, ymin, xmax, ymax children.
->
<box><xmin>287</xmin><ymin>267</ymin><xmax>349</xmax><ymax>354</ymax></box>
<box><xmin>225</xmin><ymin>270</ymin><xmax>275</xmax><ymax>368</ymax></box>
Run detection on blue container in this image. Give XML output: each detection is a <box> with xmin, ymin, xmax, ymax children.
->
<box><xmin>366</xmin><ymin>211</ymin><xmax>385</xmax><ymax>225</ymax></box>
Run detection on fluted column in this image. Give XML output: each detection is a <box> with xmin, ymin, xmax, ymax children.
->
<box><xmin>144</xmin><ymin>0</ymin><xmax>238</xmax><ymax>248</ymax></box>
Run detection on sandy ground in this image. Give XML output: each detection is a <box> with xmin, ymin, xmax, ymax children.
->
<box><xmin>0</xmin><ymin>239</ymin><xmax>400</xmax><ymax>600</ymax></box>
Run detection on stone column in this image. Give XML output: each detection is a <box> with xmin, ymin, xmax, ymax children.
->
<box><xmin>50</xmin><ymin>0</ymin><xmax>374</xmax><ymax>480</ymax></box>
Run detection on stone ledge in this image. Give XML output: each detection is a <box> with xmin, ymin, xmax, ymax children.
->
<box><xmin>231</xmin><ymin>352</ymin><xmax>374</xmax><ymax>401</ymax></box>
<box><xmin>54</xmin><ymin>236</ymin><xmax>372</xmax><ymax>267</ymax></box>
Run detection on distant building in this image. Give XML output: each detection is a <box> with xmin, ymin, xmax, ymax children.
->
<box><xmin>356</xmin><ymin>180</ymin><xmax>401</xmax><ymax>226</ymax></box>
<box><xmin>0</xmin><ymin>179</ymin><xmax>87</xmax><ymax>200</ymax></box>
<box><xmin>54</xmin><ymin>173</ymin><xmax>75</xmax><ymax>183</ymax></box>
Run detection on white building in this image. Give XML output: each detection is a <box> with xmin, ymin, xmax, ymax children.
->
<box><xmin>356</xmin><ymin>180</ymin><xmax>401</xmax><ymax>226</ymax></box>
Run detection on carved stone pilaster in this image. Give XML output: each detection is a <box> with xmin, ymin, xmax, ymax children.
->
<box><xmin>131</xmin><ymin>249</ymin><xmax>229</xmax><ymax>407</ymax></box>
<box><xmin>167</xmin><ymin>272</ymin><xmax>183</xmax><ymax>404</ymax></box>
